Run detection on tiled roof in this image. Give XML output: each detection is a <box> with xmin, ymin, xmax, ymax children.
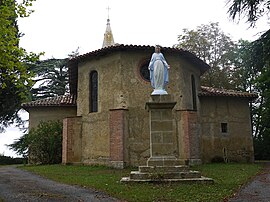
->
<box><xmin>21</xmin><ymin>94</ymin><xmax>77</xmax><ymax>108</ymax></box>
<box><xmin>199</xmin><ymin>86</ymin><xmax>258</xmax><ymax>99</ymax></box>
<box><xmin>69</xmin><ymin>44</ymin><xmax>210</xmax><ymax>74</ymax></box>
<box><xmin>68</xmin><ymin>44</ymin><xmax>211</xmax><ymax>95</ymax></box>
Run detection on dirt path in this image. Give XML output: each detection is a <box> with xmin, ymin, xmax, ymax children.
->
<box><xmin>0</xmin><ymin>166</ymin><xmax>120</xmax><ymax>202</ymax></box>
<box><xmin>229</xmin><ymin>162</ymin><xmax>270</xmax><ymax>202</ymax></box>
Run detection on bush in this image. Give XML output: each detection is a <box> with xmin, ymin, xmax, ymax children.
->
<box><xmin>254</xmin><ymin>133</ymin><xmax>270</xmax><ymax>160</ymax></box>
<box><xmin>0</xmin><ymin>155</ymin><xmax>27</xmax><ymax>165</ymax></box>
<box><xmin>9</xmin><ymin>120</ymin><xmax>63</xmax><ymax>164</ymax></box>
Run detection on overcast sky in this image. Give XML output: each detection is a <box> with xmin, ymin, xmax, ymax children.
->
<box><xmin>1</xmin><ymin>0</ymin><xmax>268</xmax><ymax>157</ymax></box>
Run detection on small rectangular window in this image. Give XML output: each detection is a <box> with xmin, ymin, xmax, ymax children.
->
<box><xmin>221</xmin><ymin>123</ymin><xmax>228</xmax><ymax>133</ymax></box>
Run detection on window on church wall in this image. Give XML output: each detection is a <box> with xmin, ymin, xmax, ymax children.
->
<box><xmin>191</xmin><ymin>75</ymin><xmax>197</xmax><ymax>110</ymax></box>
<box><xmin>89</xmin><ymin>71</ymin><xmax>98</xmax><ymax>113</ymax></box>
<box><xmin>221</xmin><ymin>123</ymin><xmax>228</xmax><ymax>133</ymax></box>
<box><xmin>139</xmin><ymin>60</ymin><xmax>150</xmax><ymax>82</ymax></box>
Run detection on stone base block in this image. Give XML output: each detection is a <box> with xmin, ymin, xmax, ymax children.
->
<box><xmin>120</xmin><ymin>176</ymin><xmax>214</xmax><ymax>184</ymax></box>
<box><xmin>121</xmin><ymin>165</ymin><xmax>214</xmax><ymax>184</ymax></box>
<box><xmin>147</xmin><ymin>156</ymin><xmax>181</xmax><ymax>166</ymax></box>
<box><xmin>139</xmin><ymin>165</ymin><xmax>189</xmax><ymax>173</ymax></box>
<box><xmin>130</xmin><ymin>170</ymin><xmax>201</xmax><ymax>180</ymax></box>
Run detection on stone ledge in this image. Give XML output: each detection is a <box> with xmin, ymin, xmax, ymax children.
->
<box><xmin>147</xmin><ymin>156</ymin><xmax>181</xmax><ymax>166</ymax></box>
<box><xmin>120</xmin><ymin>176</ymin><xmax>214</xmax><ymax>184</ymax></box>
<box><xmin>139</xmin><ymin>165</ymin><xmax>189</xmax><ymax>173</ymax></box>
<box><xmin>130</xmin><ymin>170</ymin><xmax>201</xmax><ymax>180</ymax></box>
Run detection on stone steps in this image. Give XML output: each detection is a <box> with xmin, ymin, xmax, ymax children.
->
<box><xmin>121</xmin><ymin>165</ymin><xmax>214</xmax><ymax>184</ymax></box>
<box><xmin>139</xmin><ymin>165</ymin><xmax>189</xmax><ymax>173</ymax></box>
<box><xmin>121</xmin><ymin>176</ymin><xmax>214</xmax><ymax>183</ymax></box>
<box><xmin>130</xmin><ymin>170</ymin><xmax>201</xmax><ymax>180</ymax></box>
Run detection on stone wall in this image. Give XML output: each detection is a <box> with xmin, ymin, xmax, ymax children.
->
<box><xmin>62</xmin><ymin>116</ymin><xmax>82</xmax><ymax>164</ymax></box>
<box><xmin>200</xmin><ymin>97</ymin><xmax>254</xmax><ymax>163</ymax></box>
<box><xmin>76</xmin><ymin>49</ymin><xmax>204</xmax><ymax>166</ymax></box>
<box><xmin>109</xmin><ymin>109</ymin><xmax>128</xmax><ymax>168</ymax></box>
<box><xmin>175</xmin><ymin>110</ymin><xmax>201</xmax><ymax>165</ymax></box>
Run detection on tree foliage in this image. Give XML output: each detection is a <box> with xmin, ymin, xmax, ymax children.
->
<box><xmin>0</xmin><ymin>154</ymin><xmax>26</xmax><ymax>165</ymax></box>
<box><xmin>176</xmin><ymin>22</ymin><xmax>237</xmax><ymax>89</ymax></box>
<box><xmin>227</xmin><ymin>0</ymin><xmax>270</xmax><ymax>26</ymax></box>
<box><xmin>227</xmin><ymin>0</ymin><xmax>270</xmax><ymax>159</ymax></box>
<box><xmin>8</xmin><ymin>120</ymin><xmax>63</xmax><ymax>164</ymax></box>
<box><xmin>30</xmin><ymin>58</ymin><xmax>69</xmax><ymax>100</ymax></box>
<box><xmin>29</xmin><ymin>48</ymin><xmax>79</xmax><ymax>100</ymax></box>
<box><xmin>0</xmin><ymin>0</ymin><xmax>40</xmax><ymax>131</ymax></box>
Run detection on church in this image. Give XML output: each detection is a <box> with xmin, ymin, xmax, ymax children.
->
<box><xmin>22</xmin><ymin>16</ymin><xmax>257</xmax><ymax>167</ymax></box>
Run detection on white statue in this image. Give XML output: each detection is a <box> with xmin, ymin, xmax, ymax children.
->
<box><xmin>148</xmin><ymin>45</ymin><xmax>170</xmax><ymax>95</ymax></box>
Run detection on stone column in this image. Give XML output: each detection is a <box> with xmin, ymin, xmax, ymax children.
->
<box><xmin>176</xmin><ymin>110</ymin><xmax>202</xmax><ymax>165</ymax></box>
<box><xmin>109</xmin><ymin>109</ymin><xmax>128</xmax><ymax>169</ymax></box>
<box><xmin>62</xmin><ymin>116</ymin><xmax>82</xmax><ymax>164</ymax></box>
<box><xmin>145</xmin><ymin>95</ymin><xmax>179</xmax><ymax>166</ymax></box>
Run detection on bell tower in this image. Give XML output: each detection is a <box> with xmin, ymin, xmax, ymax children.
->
<box><xmin>102</xmin><ymin>7</ymin><xmax>115</xmax><ymax>48</ymax></box>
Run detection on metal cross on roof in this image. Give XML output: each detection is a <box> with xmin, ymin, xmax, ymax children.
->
<box><xmin>107</xmin><ymin>6</ymin><xmax>110</xmax><ymax>19</ymax></box>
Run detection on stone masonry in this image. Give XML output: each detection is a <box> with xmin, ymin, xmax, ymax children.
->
<box><xmin>62</xmin><ymin>117</ymin><xmax>82</xmax><ymax>164</ymax></box>
<box><xmin>121</xmin><ymin>95</ymin><xmax>213</xmax><ymax>183</ymax></box>
<box><xmin>109</xmin><ymin>109</ymin><xmax>128</xmax><ymax>168</ymax></box>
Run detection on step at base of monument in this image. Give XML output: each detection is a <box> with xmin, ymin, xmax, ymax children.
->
<box><xmin>139</xmin><ymin>165</ymin><xmax>189</xmax><ymax>173</ymax></box>
<box><xmin>121</xmin><ymin>166</ymin><xmax>214</xmax><ymax>184</ymax></box>
<box><xmin>120</xmin><ymin>176</ymin><xmax>213</xmax><ymax>184</ymax></box>
<box><xmin>130</xmin><ymin>170</ymin><xmax>201</xmax><ymax>180</ymax></box>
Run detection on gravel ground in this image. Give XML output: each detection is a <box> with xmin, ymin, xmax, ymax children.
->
<box><xmin>0</xmin><ymin>166</ymin><xmax>120</xmax><ymax>202</ymax></box>
<box><xmin>229</xmin><ymin>162</ymin><xmax>270</xmax><ymax>202</ymax></box>
<box><xmin>1</xmin><ymin>163</ymin><xmax>269</xmax><ymax>202</ymax></box>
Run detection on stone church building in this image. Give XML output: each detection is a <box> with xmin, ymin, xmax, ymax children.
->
<box><xmin>22</xmin><ymin>17</ymin><xmax>257</xmax><ymax>167</ymax></box>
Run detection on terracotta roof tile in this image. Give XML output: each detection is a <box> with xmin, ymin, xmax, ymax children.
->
<box><xmin>69</xmin><ymin>44</ymin><xmax>210</xmax><ymax>74</ymax></box>
<box><xmin>68</xmin><ymin>44</ymin><xmax>211</xmax><ymax>95</ymax></box>
<box><xmin>22</xmin><ymin>94</ymin><xmax>77</xmax><ymax>108</ymax></box>
<box><xmin>199</xmin><ymin>86</ymin><xmax>258</xmax><ymax>99</ymax></box>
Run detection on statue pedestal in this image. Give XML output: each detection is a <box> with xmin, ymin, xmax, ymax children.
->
<box><xmin>121</xmin><ymin>95</ymin><xmax>213</xmax><ymax>183</ymax></box>
<box><xmin>151</xmin><ymin>89</ymin><xmax>168</xmax><ymax>95</ymax></box>
<box><xmin>145</xmin><ymin>95</ymin><xmax>179</xmax><ymax>166</ymax></box>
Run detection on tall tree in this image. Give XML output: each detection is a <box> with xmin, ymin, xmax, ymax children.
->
<box><xmin>30</xmin><ymin>58</ymin><xmax>69</xmax><ymax>100</ymax></box>
<box><xmin>175</xmin><ymin>22</ymin><xmax>237</xmax><ymax>89</ymax></box>
<box><xmin>227</xmin><ymin>0</ymin><xmax>270</xmax><ymax>159</ymax></box>
<box><xmin>227</xmin><ymin>0</ymin><xmax>270</xmax><ymax>26</ymax></box>
<box><xmin>29</xmin><ymin>48</ymin><xmax>80</xmax><ymax>100</ymax></box>
<box><xmin>0</xmin><ymin>0</ymin><xmax>39</xmax><ymax>131</ymax></box>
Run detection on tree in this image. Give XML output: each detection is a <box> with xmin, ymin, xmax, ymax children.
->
<box><xmin>29</xmin><ymin>48</ymin><xmax>79</xmax><ymax>100</ymax></box>
<box><xmin>227</xmin><ymin>0</ymin><xmax>270</xmax><ymax>26</ymax></box>
<box><xmin>8</xmin><ymin>120</ymin><xmax>63</xmax><ymax>164</ymax></box>
<box><xmin>0</xmin><ymin>0</ymin><xmax>40</xmax><ymax>131</ymax></box>
<box><xmin>227</xmin><ymin>0</ymin><xmax>270</xmax><ymax>159</ymax></box>
<box><xmin>30</xmin><ymin>58</ymin><xmax>69</xmax><ymax>100</ymax></box>
<box><xmin>251</xmin><ymin>31</ymin><xmax>270</xmax><ymax>160</ymax></box>
<box><xmin>175</xmin><ymin>22</ymin><xmax>237</xmax><ymax>89</ymax></box>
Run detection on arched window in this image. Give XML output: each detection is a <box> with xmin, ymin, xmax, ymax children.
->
<box><xmin>139</xmin><ymin>62</ymin><xmax>150</xmax><ymax>82</ymax></box>
<box><xmin>191</xmin><ymin>75</ymin><xmax>197</xmax><ymax>111</ymax></box>
<box><xmin>89</xmin><ymin>71</ymin><xmax>98</xmax><ymax>112</ymax></box>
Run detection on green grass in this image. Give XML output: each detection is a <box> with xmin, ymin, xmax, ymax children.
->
<box><xmin>20</xmin><ymin>163</ymin><xmax>263</xmax><ymax>202</ymax></box>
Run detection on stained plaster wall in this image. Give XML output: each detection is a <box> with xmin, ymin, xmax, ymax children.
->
<box><xmin>200</xmin><ymin>97</ymin><xmax>254</xmax><ymax>163</ymax></box>
<box><xmin>27</xmin><ymin>107</ymin><xmax>77</xmax><ymax>129</ymax></box>
<box><xmin>77</xmin><ymin>49</ymin><xmax>202</xmax><ymax>166</ymax></box>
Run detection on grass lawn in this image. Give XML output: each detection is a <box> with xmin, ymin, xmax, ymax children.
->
<box><xmin>20</xmin><ymin>163</ymin><xmax>262</xmax><ymax>202</ymax></box>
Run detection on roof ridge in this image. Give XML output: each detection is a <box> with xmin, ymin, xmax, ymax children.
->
<box><xmin>22</xmin><ymin>94</ymin><xmax>77</xmax><ymax>109</ymax></box>
<box><xmin>200</xmin><ymin>86</ymin><xmax>258</xmax><ymax>98</ymax></box>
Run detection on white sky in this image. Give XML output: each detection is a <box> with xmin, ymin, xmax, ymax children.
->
<box><xmin>1</xmin><ymin>0</ymin><xmax>269</xmax><ymax>157</ymax></box>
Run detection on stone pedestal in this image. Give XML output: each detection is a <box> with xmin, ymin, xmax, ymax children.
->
<box><xmin>146</xmin><ymin>95</ymin><xmax>179</xmax><ymax>166</ymax></box>
<box><xmin>121</xmin><ymin>95</ymin><xmax>213</xmax><ymax>183</ymax></box>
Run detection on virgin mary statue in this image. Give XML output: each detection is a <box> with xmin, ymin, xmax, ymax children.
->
<box><xmin>148</xmin><ymin>45</ymin><xmax>170</xmax><ymax>95</ymax></box>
